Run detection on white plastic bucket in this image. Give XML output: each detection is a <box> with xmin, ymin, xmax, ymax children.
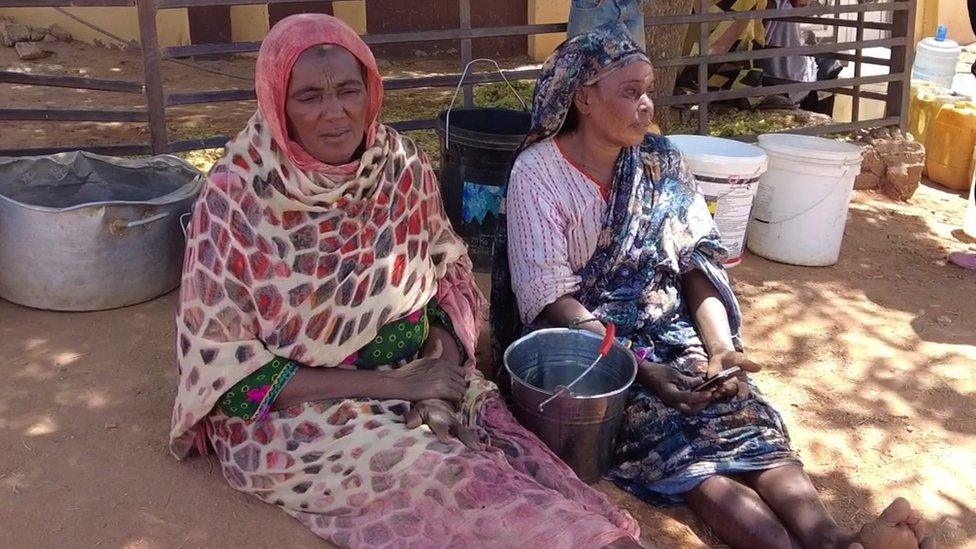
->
<box><xmin>669</xmin><ymin>135</ymin><xmax>768</xmax><ymax>267</ymax></box>
<box><xmin>746</xmin><ymin>134</ymin><xmax>864</xmax><ymax>266</ymax></box>
<box><xmin>911</xmin><ymin>28</ymin><xmax>961</xmax><ymax>89</ymax></box>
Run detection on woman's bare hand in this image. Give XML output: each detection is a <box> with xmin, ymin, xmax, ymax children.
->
<box><xmin>405</xmin><ymin>398</ymin><xmax>484</xmax><ymax>450</ymax></box>
<box><xmin>704</xmin><ymin>350</ymin><xmax>761</xmax><ymax>401</ymax></box>
<box><xmin>386</xmin><ymin>340</ymin><xmax>467</xmax><ymax>403</ymax></box>
<box><xmin>639</xmin><ymin>361</ymin><xmax>716</xmax><ymax>414</ymax></box>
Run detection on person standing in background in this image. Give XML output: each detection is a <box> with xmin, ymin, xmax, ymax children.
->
<box><xmin>756</xmin><ymin>0</ymin><xmax>816</xmax><ymax>104</ymax></box>
<box><xmin>567</xmin><ymin>0</ymin><xmax>647</xmax><ymax>51</ymax></box>
<box><xmin>677</xmin><ymin>0</ymin><xmax>768</xmax><ymax>109</ymax></box>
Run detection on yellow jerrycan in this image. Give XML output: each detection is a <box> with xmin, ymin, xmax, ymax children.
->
<box><xmin>907</xmin><ymin>80</ymin><xmax>956</xmax><ymax>155</ymax></box>
<box><xmin>926</xmin><ymin>101</ymin><xmax>976</xmax><ymax>191</ymax></box>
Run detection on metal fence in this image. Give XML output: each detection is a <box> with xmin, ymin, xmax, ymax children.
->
<box><xmin>0</xmin><ymin>0</ymin><xmax>915</xmax><ymax>156</ymax></box>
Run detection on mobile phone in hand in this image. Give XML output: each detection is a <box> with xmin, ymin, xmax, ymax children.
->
<box><xmin>693</xmin><ymin>366</ymin><xmax>742</xmax><ymax>392</ymax></box>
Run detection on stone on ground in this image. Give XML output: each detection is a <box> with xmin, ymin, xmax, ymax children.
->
<box><xmin>861</xmin><ymin>148</ymin><xmax>885</xmax><ymax>178</ymax></box>
<box><xmin>854</xmin><ymin>171</ymin><xmax>882</xmax><ymax>191</ymax></box>
<box><xmin>883</xmin><ymin>163</ymin><xmax>925</xmax><ymax>201</ymax></box>
<box><xmin>15</xmin><ymin>41</ymin><xmax>49</xmax><ymax>61</ymax></box>
<box><xmin>48</xmin><ymin>24</ymin><xmax>72</xmax><ymax>42</ymax></box>
<box><xmin>1</xmin><ymin>21</ymin><xmax>30</xmax><ymax>47</ymax></box>
<box><xmin>851</xmin><ymin>127</ymin><xmax>926</xmax><ymax>201</ymax></box>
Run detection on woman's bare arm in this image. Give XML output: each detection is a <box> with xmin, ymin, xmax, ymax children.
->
<box><xmin>273</xmin><ymin>330</ymin><xmax>466</xmax><ymax>409</ymax></box>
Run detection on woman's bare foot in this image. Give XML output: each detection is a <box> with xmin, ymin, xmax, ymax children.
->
<box><xmin>848</xmin><ymin>497</ymin><xmax>935</xmax><ymax>549</ymax></box>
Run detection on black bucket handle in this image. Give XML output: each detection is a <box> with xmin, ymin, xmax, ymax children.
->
<box><xmin>445</xmin><ymin>58</ymin><xmax>529</xmax><ymax>150</ymax></box>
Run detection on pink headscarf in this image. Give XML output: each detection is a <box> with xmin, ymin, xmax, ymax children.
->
<box><xmin>170</xmin><ymin>13</ymin><xmax>489</xmax><ymax>459</ymax></box>
<box><xmin>254</xmin><ymin>14</ymin><xmax>384</xmax><ymax>175</ymax></box>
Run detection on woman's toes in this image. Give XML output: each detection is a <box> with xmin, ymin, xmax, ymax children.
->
<box><xmin>878</xmin><ymin>497</ymin><xmax>914</xmax><ymax>525</ymax></box>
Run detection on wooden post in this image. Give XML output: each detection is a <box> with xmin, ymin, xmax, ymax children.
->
<box><xmin>852</xmin><ymin>8</ymin><xmax>864</xmax><ymax>122</ymax></box>
<box><xmin>137</xmin><ymin>0</ymin><xmax>168</xmax><ymax>154</ymax></box>
<box><xmin>886</xmin><ymin>0</ymin><xmax>915</xmax><ymax>130</ymax></box>
<box><xmin>697</xmin><ymin>0</ymin><xmax>708</xmax><ymax>135</ymax></box>
<box><xmin>644</xmin><ymin>0</ymin><xmax>695</xmax><ymax>133</ymax></box>
<box><xmin>459</xmin><ymin>0</ymin><xmax>474</xmax><ymax>107</ymax></box>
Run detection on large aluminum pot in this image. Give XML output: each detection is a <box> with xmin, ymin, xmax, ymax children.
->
<box><xmin>0</xmin><ymin>151</ymin><xmax>202</xmax><ymax>311</ymax></box>
<box><xmin>504</xmin><ymin>328</ymin><xmax>637</xmax><ymax>483</ymax></box>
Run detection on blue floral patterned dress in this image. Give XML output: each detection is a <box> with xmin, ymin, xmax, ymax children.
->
<box><xmin>492</xmin><ymin>23</ymin><xmax>800</xmax><ymax>506</ymax></box>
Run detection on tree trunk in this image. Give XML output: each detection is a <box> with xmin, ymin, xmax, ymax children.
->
<box><xmin>645</xmin><ymin>0</ymin><xmax>696</xmax><ymax>133</ymax></box>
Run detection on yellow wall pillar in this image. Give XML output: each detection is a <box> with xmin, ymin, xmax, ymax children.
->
<box><xmin>333</xmin><ymin>0</ymin><xmax>366</xmax><ymax>35</ymax></box>
<box><xmin>915</xmin><ymin>0</ymin><xmax>975</xmax><ymax>45</ymax></box>
<box><xmin>231</xmin><ymin>1</ymin><xmax>366</xmax><ymax>43</ymax></box>
<box><xmin>156</xmin><ymin>8</ymin><xmax>190</xmax><ymax>46</ymax></box>
<box><xmin>230</xmin><ymin>4</ymin><xmax>268</xmax><ymax>43</ymax></box>
<box><xmin>915</xmin><ymin>0</ymin><xmax>937</xmax><ymax>41</ymax></box>
<box><xmin>528</xmin><ymin>0</ymin><xmax>570</xmax><ymax>62</ymax></box>
<box><xmin>0</xmin><ymin>6</ymin><xmax>189</xmax><ymax>46</ymax></box>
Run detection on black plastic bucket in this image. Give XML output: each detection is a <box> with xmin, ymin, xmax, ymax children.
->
<box><xmin>435</xmin><ymin>107</ymin><xmax>531</xmax><ymax>272</ymax></box>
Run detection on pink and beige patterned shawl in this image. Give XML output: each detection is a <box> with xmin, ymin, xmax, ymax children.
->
<box><xmin>169</xmin><ymin>14</ymin><xmax>485</xmax><ymax>458</ymax></box>
<box><xmin>167</xmin><ymin>18</ymin><xmax>639</xmax><ymax>547</ymax></box>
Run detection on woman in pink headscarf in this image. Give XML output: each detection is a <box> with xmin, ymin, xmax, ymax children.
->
<box><xmin>169</xmin><ymin>14</ymin><xmax>641</xmax><ymax>548</ymax></box>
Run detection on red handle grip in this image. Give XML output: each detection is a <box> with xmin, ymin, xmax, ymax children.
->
<box><xmin>598</xmin><ymin>323</ymin><xmax>616</xmax><ymax>357</ymax></box>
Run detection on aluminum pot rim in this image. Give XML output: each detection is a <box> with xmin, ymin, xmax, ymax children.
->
<box><xmin>0</xmin><ymin>153</ymin><xmax>203</xmax><ymax>214</ymax></box>
<box><xmin>503</xmin><ymin>327</ymin><xmax>638</xmax><ymax>401</ymax></box>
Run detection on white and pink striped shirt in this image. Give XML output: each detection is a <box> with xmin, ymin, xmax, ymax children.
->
<box><xmin>506</xmin><ymin>139</ymin><xmax>610</xmax><ymax>325</ymax></box>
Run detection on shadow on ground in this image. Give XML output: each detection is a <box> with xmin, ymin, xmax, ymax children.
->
<box><xmin>0</xmin><ymin>175</ymin><xmax>973</xmax><ymax>546</ymax></box>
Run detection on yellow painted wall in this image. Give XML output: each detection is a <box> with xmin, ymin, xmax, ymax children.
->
<box><xmin>916</xmin><ymin>0</ymin><xmax>936</xmax><ymax>42</ymax></box>
<box><xmin>528</xmin><ymin>0</ymin><xmax>570</xmax><ymax>61</ymax></box>
<box><xmin>832</xmin><ymin>95</ymin><xmax>888</xmax><ymax>124</ymax></box>
<box><xmin>915</xmin><ymin>0</ymin><xmax>974</xmax><ymax>45</ymax></box>
<box><xmin>0</xmin><ymin>6</ymin><xmax>189</xmax><ymax>47</ymax></box>
<box><xmin>231</xmin><ymin>0</ymin><xmax>366</xmax><ymax>42</ymax></box>
<box><xmin>333</xmin><ymin>0</ymin><xmax>366</xmax><ymax>35</ymax></box>
<box><xmin>0</xmin><ymin>1</ymin><xmax>369</xmax><ymax>49</ymax></box>
<box><xmin>230</xmin><ymin>4</ymin><xmax>269</xmax><ymax>42</ymax></box>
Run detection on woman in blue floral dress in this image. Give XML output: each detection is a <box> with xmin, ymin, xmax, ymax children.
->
<box><xmin>494</xmin><ymin>23</ymin><xmax>933</xmax><ymax>549</ymax></box>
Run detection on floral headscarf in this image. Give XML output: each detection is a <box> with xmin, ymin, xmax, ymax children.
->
<box><xmin>519</xmin><ymin>22</ymin><xmax>650</xmax><ymax>151</ymax></box>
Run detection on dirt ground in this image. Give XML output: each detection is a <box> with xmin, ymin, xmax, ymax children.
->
<box><xmin>1</xmin><ymin>180</ymin><xmax>974</xmax><ymax>548</ymax></box>
<box><xmin>3</xmin><ymin>32</ymin><xmax>976</xmax><ymax>549</ymax></box>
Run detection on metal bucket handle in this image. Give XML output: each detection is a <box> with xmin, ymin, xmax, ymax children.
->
<box><xmin>109</xmin><ymin>211</ymin><xmax>169</xmax><ymax>236</ymax></box>
<box><xmin>445</xmin><ymin>58</ymin><xmax>528</xmax><ymax>150</ymax></box>
<box><xmin>180</xmin><ymin>211</ymin><xmax>192</xmax><ymax>239</ymax></box>
<box><xmin>537</xmin><ymin>323</ymin><xmax>617</xmax><ymax>412</ymax></box>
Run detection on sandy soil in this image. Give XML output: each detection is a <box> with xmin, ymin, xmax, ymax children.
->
<box><xmin>1</xmin><ymin>181</ymin><xmax>974</xmax><ymax>548</ymax></box>
<box><xmin>3</xmin><ymin>31</ymin><xmax>976</xmax><ymax>549</ymax></box>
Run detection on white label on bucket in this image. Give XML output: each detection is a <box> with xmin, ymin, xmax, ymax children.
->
<box><xmin>696</xmin><ymin>176</ymin><xmax>761</xmax><ymax>260</ymax></box>
<box><xmin>751</xmin><ymin>183</ymin><xmax>774</xmax><ymax>223</ymax></box>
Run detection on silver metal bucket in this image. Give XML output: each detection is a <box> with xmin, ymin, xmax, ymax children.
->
<box><xmin>504</xmin><ymin>328</ymin><xmax>637</xmax><ymax>483</ymax></box>
<box><xmin>0</xmin><ymin>151</ymin><xmax>202</xmax><ymax>311</ymax></box>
